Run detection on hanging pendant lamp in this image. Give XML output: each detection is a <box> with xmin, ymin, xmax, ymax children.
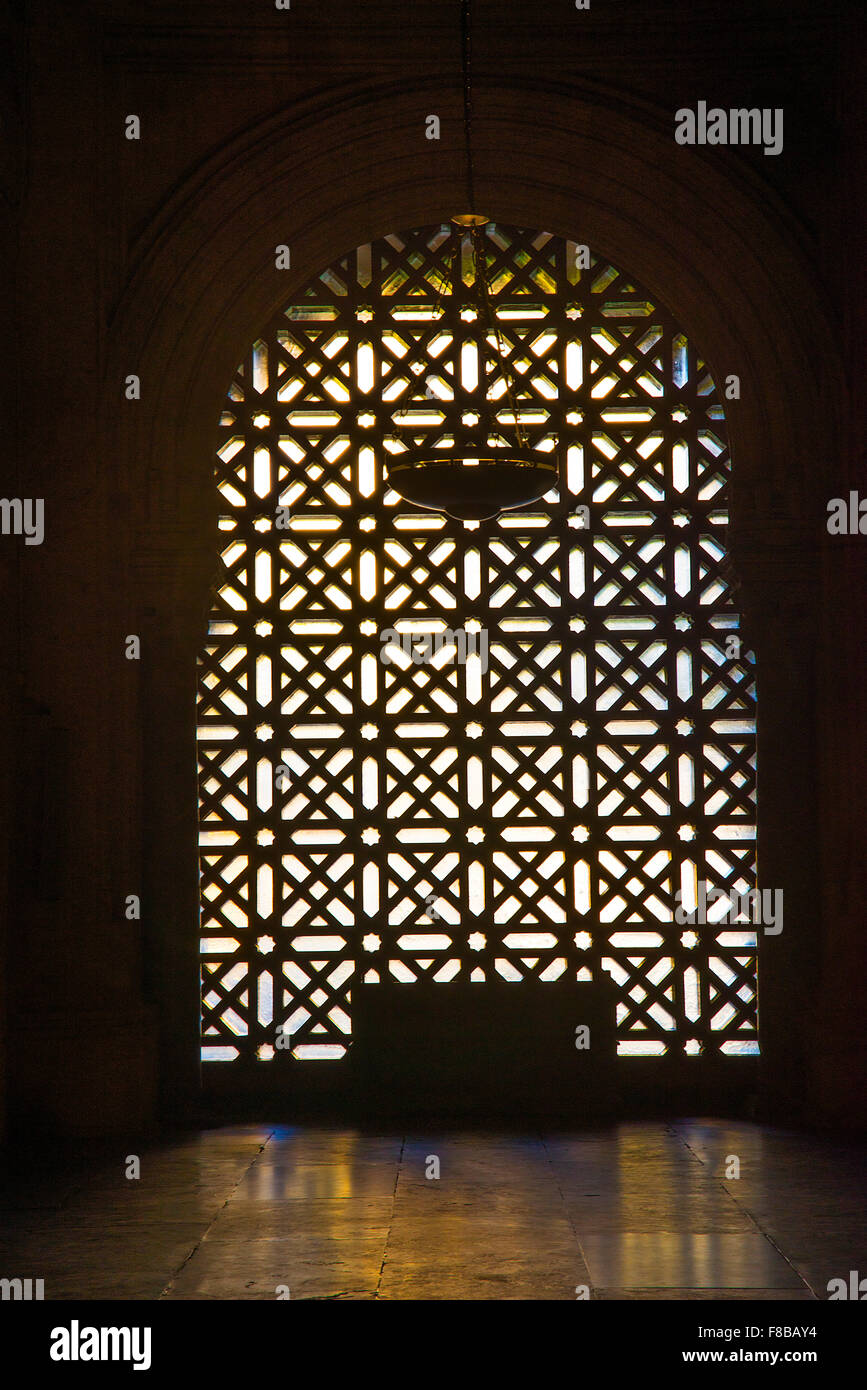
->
<box><xmin>383</xmin><ymin>2</ymin><xmax>559</xmax><ymax>522</ymax></box>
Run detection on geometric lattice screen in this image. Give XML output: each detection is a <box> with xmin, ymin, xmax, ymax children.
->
<box><xmin>196</xmin><ymin>222</ymin><xmax>759</xmax><ymax>1065</ymax></box>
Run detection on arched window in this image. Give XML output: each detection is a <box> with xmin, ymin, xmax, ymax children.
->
<box><xmin>196</xmin><ymin>222</ymin><xmax>758</xmax><ymax>1070</ymax></box>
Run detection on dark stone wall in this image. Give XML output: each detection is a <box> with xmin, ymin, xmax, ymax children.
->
<box><xmin>2</xmin><ymin>0</ymin><xmax>864</xmax><ymax>1137</ymax></box>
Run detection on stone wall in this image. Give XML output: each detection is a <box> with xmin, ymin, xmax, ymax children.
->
<box><xmin>3</xmin><ymin>0</ymin><xmax>864</xmax><ymax>1135</ymax></box>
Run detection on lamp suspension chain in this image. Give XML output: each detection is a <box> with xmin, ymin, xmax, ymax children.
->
<box><xmin>461</xmin><ymin>0</ymin><xmax>476</xmax><ymax>217</ymax></box>
<box><xmin>382</xmin><ymin>0</ymin><xmax>556</xmax><ymax>518</ymax></box>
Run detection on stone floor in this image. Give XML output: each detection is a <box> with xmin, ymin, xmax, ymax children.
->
<box><xmin>1</xmin><ymin>1119</ymin><xmax>865</xmax><ymax>1299</ymax></box>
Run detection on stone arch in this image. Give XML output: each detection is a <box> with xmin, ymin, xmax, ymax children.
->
<box><xmin>107</xmin><ymin>79</ymin><xmax>842</xmax><ymax>1115</ymax></box>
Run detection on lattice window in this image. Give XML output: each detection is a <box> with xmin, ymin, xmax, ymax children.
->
<box><xmin>197</xmin><ymin>222</ymin><xmax>758</xmax><ymax>1065</ymax></box>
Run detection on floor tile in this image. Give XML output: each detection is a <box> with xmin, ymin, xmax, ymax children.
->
<box><xmin>578</xmin><ymin>1231</ymin><xmax>808</xmax><ymax>1289</ymax></box>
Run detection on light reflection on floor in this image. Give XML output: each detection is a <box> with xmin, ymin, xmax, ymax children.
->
<box><xmin>1</xmin><ymin>1119</ymin><xmax>864</xmax><ymax>1299</ymax></box>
